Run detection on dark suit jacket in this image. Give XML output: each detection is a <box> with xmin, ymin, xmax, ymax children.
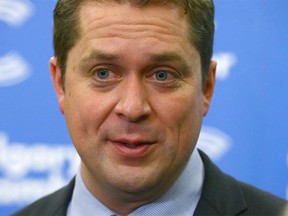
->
<box><xmin>12</xmin><ymin>150</ymin><xmax>287</xmax><ymax>216</ymax></box>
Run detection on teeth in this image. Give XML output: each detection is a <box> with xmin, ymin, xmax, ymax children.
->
<box><xmin>125</xmin><ymin>143</ymin><xmax>138</xmax><ymax>148</ymax></box>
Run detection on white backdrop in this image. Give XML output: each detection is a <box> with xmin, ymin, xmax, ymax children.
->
<box><xmin>0</xmin><ymin>0</ymin><xmax>287</xmax><ymax>215</ymax></box>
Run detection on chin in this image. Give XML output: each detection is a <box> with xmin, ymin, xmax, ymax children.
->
<box><xmin>106</xmin><ymin>167</ymin><xmax>163</xmax><ymax>194</ymax></box>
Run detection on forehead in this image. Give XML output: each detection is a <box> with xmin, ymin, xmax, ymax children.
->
<box><xmin>66</xmin><ymin>1</ymin><xmax>201</xmax><ymax>81</ymax></box>
<box><xmin>77</xmin><ymin>1</ymin><xmax>189</xmax><ymax>38</ymax></box>
<box><xmin>68</xmin><ymin>1</ymin><xmax>200</xmax><ymax>70</ymax></box>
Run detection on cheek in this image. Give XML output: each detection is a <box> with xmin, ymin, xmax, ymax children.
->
<box><xmin>157</xmin><ymin>89</ymin><xmax>203</xmax><ymax>130</ymax></box>
<box><xmin>157</xmin><ymin>89</ymin><xmax>204</xmax><ymax>151</ymax></box>
<box><xmin>63</xmin><ymin>89</ymin><xmax>112</xmax><ymax>140</ymax></box>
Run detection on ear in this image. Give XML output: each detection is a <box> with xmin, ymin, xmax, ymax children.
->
<box><xmin>203</xmin><ymin>60</ymin><xmax>216</xmax><ymax>116</ymax></box>
<box><xmin>50</xmin><ymin>57</ymin><xmax>65</xmax><ymax>115</ymax></box>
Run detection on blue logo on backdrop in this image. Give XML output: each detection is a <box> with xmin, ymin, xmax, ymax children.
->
<box><xmin>197</xmin><ymin>126</ymin><xmax>232</xmax><ymax>161</ymax></box>
<box><xmin>0</xmin><ymin>132</ymin><xmax>80</xmax><ymax>205</ymax></box>
<box><xmin>0</xmin><ymin>0</ymin><xmax>34</xmax><ymax>87</ymax></box>
<box><xmin>0</xmin><ymin>0</ymin><xmax>34</xmax><ymax>27</ymax></box>
<box><xmin>213</xmin><ymin>52</ymin><xmax>237</xmax><ymax>80</ymax></box>
<box><xmin>0</xmin><ymin>52</ymin><xmax>31</xmax><ymax>87</ymax></box>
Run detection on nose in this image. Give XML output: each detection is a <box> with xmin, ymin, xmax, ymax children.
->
<box><xmin>114</xmin><ymin>76</ymin><xmax>152</xmax><ymax>122</ymax></box>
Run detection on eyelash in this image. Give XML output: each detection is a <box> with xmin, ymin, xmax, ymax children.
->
<box><xmin>152</xmin><ymin>70</ymin><xmax>180</xmax><ymax>79</ymax></box>
<box><xmin>90</xmin><ymin>67</ymin><xmax>119</xmax><ymax>80</ymax></box>
<box><xmin>89</xmin><ymin>66</ymin><xmax>183</xmax><ymax>89</ymax></box>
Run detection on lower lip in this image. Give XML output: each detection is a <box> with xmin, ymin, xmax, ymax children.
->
<box><xmin>111</xmin><ymin>141</ymin><xmax>152</xmax><ymax>157</ymax></box>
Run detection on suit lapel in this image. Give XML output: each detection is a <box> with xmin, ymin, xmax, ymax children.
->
<box><xmin>194</xmin><ymin>150</ymin><xmax>247</xmax><ymax>216</ymax></box>
<box><xmin>50</xmin><ymin>177</ymin><xmax>75</xmax><ymax>216</ymax></box>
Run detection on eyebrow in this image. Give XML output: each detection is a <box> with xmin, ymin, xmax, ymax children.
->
<box><xmin>150</xmin><ymin>52</ymin><xmax>191</xmax><ymax>76</ymax></box>
<box><xmin>79</xmin><ymin>50</ymin><xmax>119</xmax><ymax>71</ymax></box>
<box><xmin>79</xmin><ymin>50</ymin><xmax>191</xmax><ymax>75</ymax></box>
<box><xmin>150</xmin><ymin>52</ymin><xmax>185</xmax><ymax>63</ymax></box>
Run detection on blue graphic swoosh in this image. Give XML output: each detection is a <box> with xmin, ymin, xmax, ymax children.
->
<box><xmin>0</xmin><ymin>0</ymin><xmax>34</xmax><ymax>27</ymax></box>
<box><xmin>0</xmin><ymin>52</ymin><xmax>31</xmax><ymax>87</ymax></box>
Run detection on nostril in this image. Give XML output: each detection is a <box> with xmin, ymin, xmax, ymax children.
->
<box><xmin>114</xmin><ymin>78</ymin><xmax>152</xmax><ymax>122</ymax></box>
<box><xmin>115</xmin><ymin>105</ymin><xmax>151</xmax><ymax>122</ymax></box>
<box><xmin>114</xmin><ymin>97</ymin><xmax>152</xmax><ymax>122</ymax></box>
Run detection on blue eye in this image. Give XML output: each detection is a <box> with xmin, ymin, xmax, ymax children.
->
<box><xmin>155</xmin><ymin>71</ymin><xmax>168</xmax><ymax>81</ymax></box>
<box><xmin>96</xmin><ymin>69</ymin><xmax>110</xmax><ymax>79</ymax></box>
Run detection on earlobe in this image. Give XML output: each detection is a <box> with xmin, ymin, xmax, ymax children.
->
<box><xmin>203</xmin><ymin>60</ymin><xmax>216</xmax><ymax>116</ymax></box>
<box><xmin>49</xmin><ymin>57</ymin><xmax>65</xmax><ymax>115</ymax></box>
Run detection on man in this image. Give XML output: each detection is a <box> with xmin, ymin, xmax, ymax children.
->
<box><xmin>13</xmin><ymin>0</ymin><xmax>287</xmax><ymax>215</ymax></box>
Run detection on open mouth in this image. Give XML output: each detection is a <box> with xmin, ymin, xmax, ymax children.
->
<box><xmin>111</xmin><ymin>140</ymin><xmax>155</xmax><ymax>157</ymax></box>
<box><xmin>124</xmin><ymin>143</ymin><xmax>144</xmax><ymax>148</ymax></box>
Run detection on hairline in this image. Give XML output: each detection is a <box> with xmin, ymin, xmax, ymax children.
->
<box><xmin>54</xmin><ymin>0</ymin><xmax>214</xmax><ymax>87</ymax></box>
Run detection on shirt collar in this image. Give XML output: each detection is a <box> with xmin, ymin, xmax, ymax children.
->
<box><xmin>67</xmin><ymin>149</ymin><xmax>204</xmax><ymax>216</ymax></box>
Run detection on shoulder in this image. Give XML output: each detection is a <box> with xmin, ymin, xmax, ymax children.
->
<box><xmin>11</xmin><ymin>178</ymin><xmax>75</xmax><ymax>216</ymax></box>
<box><xmin>237</xmin><ymin>180</ymin><xmax>287</xmax><ymax>215</ymax></box>
<box><xmin>197</xmin><ymin>149</ymin><xmax>287</xmax><ymax>215</ymax></box>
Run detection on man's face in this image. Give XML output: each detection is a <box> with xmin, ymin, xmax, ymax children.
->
<box><xmin>51</xmin><ymin>1</ymin><xmax>215</xmax><ymax>204</ymax></box>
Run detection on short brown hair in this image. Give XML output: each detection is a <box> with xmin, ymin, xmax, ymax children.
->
<box><xmin>53</xmin><ymin>0</ymin><xmax>215</xmax><ymax>85</ymax></box>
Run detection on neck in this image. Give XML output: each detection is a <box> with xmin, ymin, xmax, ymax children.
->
<box><xmin>80</xmin><ymin>163</ymin><xmax>184</xmax><ymax>215</ymax></box>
